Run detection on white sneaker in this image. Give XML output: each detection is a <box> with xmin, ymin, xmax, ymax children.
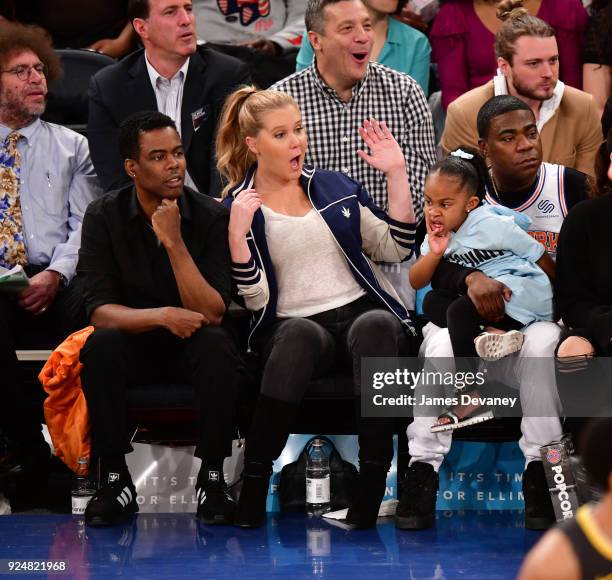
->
<box><xmin>474</xmin><ymin>330</ymin><xmax>524</xmax><ymax>361</ymax></box>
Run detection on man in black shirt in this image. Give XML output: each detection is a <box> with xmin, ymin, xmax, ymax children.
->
<box><xmin>77</xmin><ymin>111</ymin><xmax>241</xmax><ymax>526</ymax></box>
<box><xmin>396</xmin><ymin>96</ymin><xmax>590</xmax><ymax>532</ymax></box>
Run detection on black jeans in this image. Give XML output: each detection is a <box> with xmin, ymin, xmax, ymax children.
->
<box><xmin>423</xmin><ymin>289</ymin><xmax>523</xmax><ymax>358</ymax></box>
<box><xmin>555</xmin><ymin>328</ymin><xmax>612</xmax><ymax>442</ymax></box>
<box><xmin>79</xmin><ymin>324</ymin><xmax>242</xmax><ymax>463</ymax></box>
<box><xmin>255</xmin><ymin>296</ymin><xmax>415</xmax><ymax>465</ymax></box>
<box><xmin>257</xmin><ymin>296</ymin><xmax>411</xmax><ymax>402</ymax></box>
<box><xmin>0</xmin><ymin>268</ymin><xmax>86</xmax><ymax>454</ymax></box>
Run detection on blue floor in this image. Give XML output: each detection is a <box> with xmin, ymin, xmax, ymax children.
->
<box><xmin>0</xmin><ymin>511</ymin><xmax>541</xmax><ymax>579</ymax></box>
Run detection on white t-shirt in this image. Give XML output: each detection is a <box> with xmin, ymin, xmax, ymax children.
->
<box><xmin>261</xmin><ymin>205</ymin><xmax>365</xmax><ymax>318</ymax></box>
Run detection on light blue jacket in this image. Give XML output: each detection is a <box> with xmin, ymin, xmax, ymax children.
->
<box><xmin>421</xmin><ymin>205</ymin><xmax>553</xmax><ymax>324</ymax></box>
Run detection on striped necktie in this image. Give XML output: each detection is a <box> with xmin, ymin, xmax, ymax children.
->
<box><xmin>0</xmin><ymin>131</ymin><xmax>28</xmax><ymax>269</ymax></box>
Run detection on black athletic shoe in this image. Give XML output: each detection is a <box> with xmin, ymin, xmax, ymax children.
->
<box><xmin>196</xmin><ymin>469</ymin><xmax>236</xmax><ymax>525</ymax></box>
<box><xmin>523</xmin><ymin>460</ymin><xmax>555</xmax><ymax>530</ymax></box>
<box><xmin>85</xmin><ymin>474</ymin><xmax>138</xmax><ymax>527</ymax></box>
<box><xmin>395</xmin><ymin>462</ymin><xmax>438</xmax><ymax>530</ymax></box>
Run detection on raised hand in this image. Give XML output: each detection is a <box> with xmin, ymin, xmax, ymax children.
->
<box><xmin>152</xmin><ymin>199</ymin><xmax>182</xmax><ymax>248</ymax></box>
<box><xmin>425</xmin><ymin>212</ymin><xmax>450</xmax><ymax>256</ymax></box>
<box><xmin>357</xmin><ymin>118</ymin><xmax>406</xmax><ymax>177</ymax></box>
<box><xmin>229</xmin><ymin>188</ymin><xmax>262</xmax><ymax>240</ymax></box>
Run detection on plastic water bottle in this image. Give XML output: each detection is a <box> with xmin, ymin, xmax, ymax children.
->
<box><xmin>71</xmin><ymin>457</ymin><xmax>95</xmax><ymax>516</ymax></box>
<box><xmin>306</xmin><ymin>439</ymin><xmax>330</xmax><ymax>514</ymax></box>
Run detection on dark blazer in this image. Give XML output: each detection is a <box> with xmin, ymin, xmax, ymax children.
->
<box><xmin>87</xmin><ymin>46</ymin><xmax>251</xmax><ymax>195</ymax></box>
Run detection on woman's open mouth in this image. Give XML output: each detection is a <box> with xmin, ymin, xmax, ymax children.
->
<box><xmin>289</xmin><ymin>155</ymin><xmax>301</xmax><ymax>170</ymax></box>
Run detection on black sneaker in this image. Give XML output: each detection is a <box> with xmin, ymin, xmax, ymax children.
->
<box><xmin>196</xmin><ymin>469</ymin><xmax>236</xmax><ymax>525</ymax></box>
<box><xmin>85</xmin><ymin>473</ymin><xmax>138</xmax><ymax>526</ymax></box>
<box><xmin>395</xmin><ymin>462</ymin><xmax>438</xmax><ymax>530</ymax></box>
<box><xmin>523</xmin><ymin>460</ymin><xmax>555</xmax><ymax>530</ymax></box>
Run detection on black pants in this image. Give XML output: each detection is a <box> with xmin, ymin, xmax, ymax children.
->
<box><xmin>423</xmin><ymin>289</ymin><xmax>523</xmax><ymax>358</ymax></box>
<box><xmin>79</xmin><ymin>324</ymin><xmax>242</xmax><ymax>463</ymax></box>
<box><xmin>0</xmin><ymin>268</ymin><xmax>86</xmax><ymax>454</ymax></box>
<box><xmin>256</xmin><ymin>296</ymin><xmax>414</xmax><ymax>465</ymax></box>
<box><xmin>555</xmin><ymin>328</ymin><xmax>612</xmax><ymax>443</ymax></box>
<box><xmin>258</xmin><ymin>296</ymin><xmax>410</xmax><ymax>401</ymax></box>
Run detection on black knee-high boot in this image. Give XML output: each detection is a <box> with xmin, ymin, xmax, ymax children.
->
<box><xmin>236</xmin><ymin>394</ymin><xmax>299</xmax><ymax>528</ymax></box>
<box><xmin>346</xmin><ymin>399</ymin><xmax>395</xmax><ymax>529</ymax></box>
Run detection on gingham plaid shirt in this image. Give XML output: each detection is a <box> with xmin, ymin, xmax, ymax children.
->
<box><xmin>271</xmin><ymin>62</ymin><xmax>436</xmax><ymax>224</ymax></box>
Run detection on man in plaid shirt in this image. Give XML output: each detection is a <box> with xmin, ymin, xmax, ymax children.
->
<box><xmin>271</xmin><ymin>0</ymin><xmax>436</xmax><ymax>224</ymax></box>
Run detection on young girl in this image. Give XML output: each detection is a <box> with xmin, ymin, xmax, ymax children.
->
<box><xmin>409</xmin><ymin>148</ymin><xmax>556</xmax><ymax>431</ymax></box>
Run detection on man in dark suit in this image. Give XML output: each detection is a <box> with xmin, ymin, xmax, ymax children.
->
<box><xmin>87</xmin><ymin>0</ymin><xmax>251</xmax><ymax>195</ymax></box>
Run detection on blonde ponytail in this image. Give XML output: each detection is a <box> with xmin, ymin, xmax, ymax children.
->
<box><xmin>216</xmin><ymin>85</ymin><xmax>299</xmax><ymax>198</ymax></box>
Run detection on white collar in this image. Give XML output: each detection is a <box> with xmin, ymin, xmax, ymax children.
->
<box><xmin>144</xmin><ymin>53</ymin><xmax>190</xmax><ymax>86</ymax></box>
<box><xmin>493</xmin><ymin>70</ymin><xmax>565</xmax><ymax>132</ymax></box>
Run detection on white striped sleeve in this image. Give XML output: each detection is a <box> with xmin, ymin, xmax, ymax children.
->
<box><xmin>359</xmin><ymin>205</ymin><xmax>415</xmax><ymax>262</ymax></box>
<box><xmin>231</xmin><ymin>257</ymin><xmax>261</xmax><ymax>285</ymax></box>
<box><xmin>232</xmin><ymin>258</ymin><xmax>269</xmax><ymax>312</ymax></box>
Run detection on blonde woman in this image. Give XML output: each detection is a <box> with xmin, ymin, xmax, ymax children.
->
<box><xmin>218</xmin><ymin>86</ymin><xmax>417</xmax><ymax>529</ymax></box>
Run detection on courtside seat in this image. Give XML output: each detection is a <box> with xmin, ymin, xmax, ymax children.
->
<box><xmin>43</xmin><ymin>48</ymin><xmax>116</xmax><ymax>135</ymax></box>
<box><xmin>124</xmin><ymin>371</ymin><xmax>357</xmax><ymax>445</ymax></box>
<box><xmin>15</xmin><ymin>307</ymin><xmax>521</xmax><ymax>452</ymax></box>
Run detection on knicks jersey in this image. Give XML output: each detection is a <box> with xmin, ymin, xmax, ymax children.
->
<box><xmin>485</xmin><ymin>163</ymin><xmax>569</xmax><ymax>259</ymax></box>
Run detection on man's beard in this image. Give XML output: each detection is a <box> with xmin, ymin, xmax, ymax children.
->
<box><xmin>0</xmin><ymin>86</ymin><xmax>46</xmax><ymax>125</ymax></box>
<box><xmin>511</xmin><ymin>74</ymin><xmax>556</xmax><ymax>102</ymax></box>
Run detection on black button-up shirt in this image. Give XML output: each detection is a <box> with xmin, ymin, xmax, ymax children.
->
<box><xmin>77</xmin><ymin>185</ymin><xmax>231</xmax><ymax>320</ymax></box>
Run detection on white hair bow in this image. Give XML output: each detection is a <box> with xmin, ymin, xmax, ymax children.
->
<box><xmin>450</xmin><ymin>149</ymin><xmax>474</xmax><ymax>160</ymax></box>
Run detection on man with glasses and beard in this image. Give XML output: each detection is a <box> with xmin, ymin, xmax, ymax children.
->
<box><xmin>0</xmin><ymin>22</ymin><xmax>102</xmax><ymax>487</ymax></box>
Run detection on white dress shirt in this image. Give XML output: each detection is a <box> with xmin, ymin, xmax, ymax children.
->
<box><xmin>145</xmin><ymin>54</ymin><xmax>197</xmax><ymax>190</ymax></box>
<box><xmin>0</xmin><ymin>119</ymin><xmax>103</xmax><ymax>280</ymax></box>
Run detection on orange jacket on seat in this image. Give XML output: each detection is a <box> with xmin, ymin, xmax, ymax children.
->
<box><xmin>39</xmin><ymin>326</ymin><xmax>95</xmax><ymax>476</ymax></box>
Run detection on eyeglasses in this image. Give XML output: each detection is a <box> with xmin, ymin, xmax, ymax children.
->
<box><xmin>0</xmin><ymin>63</ymin><xmax>48</xmax><ymax>81</ymax></box>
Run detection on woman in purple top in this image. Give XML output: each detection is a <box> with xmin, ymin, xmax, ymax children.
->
<box><xmin>431</xmin><ymin>0</ymin><xmax>589</xmax><ymax>110</ymax></box>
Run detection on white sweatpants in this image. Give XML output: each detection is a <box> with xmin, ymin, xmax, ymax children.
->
<box><xmin>407</xmin><ymin>321</ymin><xmax>563</xmax><ymax>471</ymax></box>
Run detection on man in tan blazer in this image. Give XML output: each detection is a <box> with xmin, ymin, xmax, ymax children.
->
<box><xmin>441</xmin><ymin>11</ymin><xmax>602</xmax><ymax>177</ymax></box>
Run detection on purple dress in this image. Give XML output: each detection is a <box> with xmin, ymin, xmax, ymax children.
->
<box><xmin>431</xmin><ymin>0</ymin><xmax>589</xmax><ymax>109</ymax></box>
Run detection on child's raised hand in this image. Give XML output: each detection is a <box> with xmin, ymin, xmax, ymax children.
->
<box><xmin>428</xmin><ymin>230</ymin><xmax>450</xmax><ymax>256</ymax></box>
<box><xmin>426</xmin><ymin>213</ymin><xmax>450</xmax><ymax>256</ymax></box>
